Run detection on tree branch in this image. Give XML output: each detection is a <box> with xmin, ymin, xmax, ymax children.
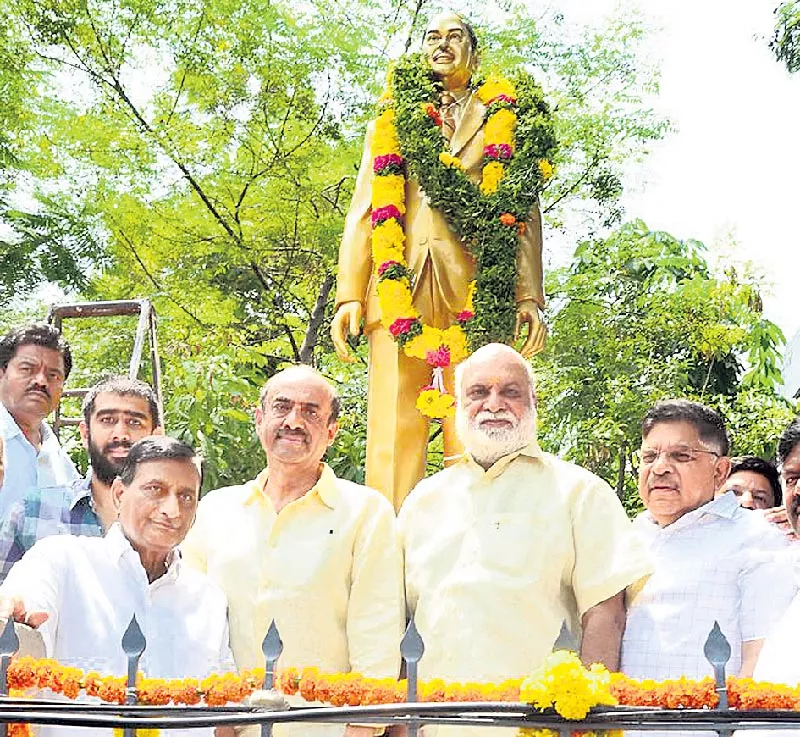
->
<box><xmin>299</xmin><ymin>273</ymin><xmax>335</xmax><ymax>364</ymax></box>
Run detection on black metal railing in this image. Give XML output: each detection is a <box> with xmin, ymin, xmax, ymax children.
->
<box><xmin>0</xmin><ymin>615</ymin><xmax>796</xmax><ymax>734</ymax></box>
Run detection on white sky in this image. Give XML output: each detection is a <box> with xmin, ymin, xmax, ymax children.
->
<box><xmin>554</xmin><ymin>0</ymin><xmax>800</xmax><ymax>345</ymax></box>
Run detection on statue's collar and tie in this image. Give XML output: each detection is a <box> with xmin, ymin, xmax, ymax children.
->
<box><xmin>439</xmin><ymin>88</ymin><xmax>473</xmax><ymax>141</ymax></box>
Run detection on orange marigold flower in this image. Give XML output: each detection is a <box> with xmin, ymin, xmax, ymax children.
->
<box><xmin>276</xmin><ymin>667</ymin><xmax>299</xmax><ymax>695</ymax></box>
<box><xmin>299</xmin><ymin>667</ymin><xmax>320</xmax><ymax>703</ymax></box>
<box><xmin>499</xmin><ymin>213</ymin><xmax>516</xmax><ymax>226</ymax></box>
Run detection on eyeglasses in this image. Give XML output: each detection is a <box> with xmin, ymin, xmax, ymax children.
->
<box><xmin>634</xmin><ymin>447</ymin><xmax>720</xmax><ymax>467</ymax></box>
<box><xmin>267</xmin><ymin>398</ymin><xmax>327</xmax><ymax>425</ymax></box>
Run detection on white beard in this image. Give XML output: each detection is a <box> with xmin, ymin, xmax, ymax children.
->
<box><xmin>456</xmin><ymin>406</ymin><xmax>536</xmax><ymax>467</ymax></box>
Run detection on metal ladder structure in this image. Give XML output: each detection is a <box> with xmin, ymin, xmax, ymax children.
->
<box><xmin>46</xmin><ymin>299</ymin><xmax>163</xmax><ymax>437</ymax></box>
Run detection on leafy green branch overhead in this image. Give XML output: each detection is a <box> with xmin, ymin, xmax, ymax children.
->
<box><xmin>535</xmin><ymin>220</ymin><xmax>795</xmax><ymax>512</ymax></box>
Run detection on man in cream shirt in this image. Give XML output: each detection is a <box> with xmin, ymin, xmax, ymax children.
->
<box><xmin>399</xmin><ymin>344</ymin><xmax>650</xmax><ymax>735</ymax></box>
<box><xmin>181</xmin><ymin>365</ymin><xmax>403</xmax><ymax>737</ymax></box>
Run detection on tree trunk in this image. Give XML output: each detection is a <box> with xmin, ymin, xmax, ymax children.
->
<box><xmin>299</xmin><ymin>273</ymin><xmax>335</xmax><ymax>365</ymax></box>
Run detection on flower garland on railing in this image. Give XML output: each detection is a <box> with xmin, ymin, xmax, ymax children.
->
<box><xmin>8</xmin><ymin>653</ymin><xmax>800</xmax><ymax>720</ymax></box>
<box><xmin>371</xmin><ymin>53</ymin><xmax>556</xmax><ymax>418</ymax></box>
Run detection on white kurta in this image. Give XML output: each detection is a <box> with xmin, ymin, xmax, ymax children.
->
<box><xmin>1</xmin><ymin>523</ymin><xmax>234</xmax><ymax>737</ymax></box>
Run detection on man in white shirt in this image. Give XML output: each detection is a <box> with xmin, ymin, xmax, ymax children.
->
<box><xmin>754</xmin><ymin>417</ymin><xmax>800</xmax><ymax>684</ymax></box>
<box><xmin>621</xmin><ymin>399</ymin><xmax>794</xmax><ymax>681</ymax></box>
<box><xmin>0</xmin><ymin>375</ymin><xmax>164</xmax><ymax>582</ymax></box>
<box><xmin>0</xmin><ymin>435</ymin><xmax>234</xmax><ymax>737</ymax></box>
<box><xmin>0</xmin><ymin>323</ymin><xmax>78</xmax><ymax>517</ymax></box>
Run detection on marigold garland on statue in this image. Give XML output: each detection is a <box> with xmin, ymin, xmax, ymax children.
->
<box><xmin>371</xmin><ymin>54</ymin><xmax>556</xmax><ymax>418</ymax></box>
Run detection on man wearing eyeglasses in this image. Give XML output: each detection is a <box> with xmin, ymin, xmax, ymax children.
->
<box><xmin>181</xmin><ymin>365</ymin><xmax>404</xmax><ymax>737</ymax></box>
<box><xmin>621</xmin><ymin>399</ymin><xmax>794</xmax><ymax>682</ymax></box>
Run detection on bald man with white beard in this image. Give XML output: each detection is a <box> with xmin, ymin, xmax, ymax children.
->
<box><xmin>398</xmin><ymin>344</ymin><xmax>650</xmax><ymax>729</ymax></box>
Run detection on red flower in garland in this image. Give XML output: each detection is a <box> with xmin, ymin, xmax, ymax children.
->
<box><xmin>378</xmin><ymin>260</ymin><xmax>400</xmax><ymax>276</ymax></box>
<box><xmin>424</xmin><ymin>102</ymin><xmax>442</xmax><ymax>126</ymax></box>
<box><xmin>389</xmin><ymin>317</ymin><xmax>417</xmax><ymax>337</ymax></box>
<box><xmin>425</xmin><ymin>346</ymin><xmax>451</xmax><ymax>368</ymax></box>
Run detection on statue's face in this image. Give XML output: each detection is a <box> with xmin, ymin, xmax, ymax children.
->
<box><xmin>423</xmin><ymin>12</ymin><xmax>476</xmax><ymax>89</ymax></box>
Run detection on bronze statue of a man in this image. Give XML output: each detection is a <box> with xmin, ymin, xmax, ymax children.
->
<box><xmin>331</xmin><ymin>11</ymin><xmax>546</xmax><ymax>510</ymax></box>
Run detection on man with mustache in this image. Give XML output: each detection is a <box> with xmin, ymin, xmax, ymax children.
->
<box><xmin>331</xmin><ymin>11</ymin><xmax>547</xmax><ymax>512</ymax></box>
<box><xmin>0</xmin><ymin>375</ymin><xmax>162</xmax><ymax>581</ymax></box>
<box><xmin>0</xmin><ymin>323</ymin><xmax>78</xmax><ymax>517</ymax></box>
<box><xmin>399</xmin><ymin>344</ymin><xmax>650</xmax><ymax>734</ymax></box>
<box><xmin>621</xmin><ymin>400</ymin><xmax>794</xmax><ymax>682</ymax></box>
<box><xmin>0</xmin><ymin>435</ymin><xmax>234</xmax><ymax>737</ymax></box>
<box><xmin>182</xmin><ymin>365</ymin><xmax>403</xmax><ymax>737</ymax></box>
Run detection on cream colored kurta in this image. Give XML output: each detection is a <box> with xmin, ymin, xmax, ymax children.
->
<box><xmin>181</xmin><ymin>464</ymin><xmax>404</xmax><ymax>737</ymax></box>
<box><xmin>399</xmin><ymin>441</ymin><xmax>652</xmax><ymax>684</ymax></box>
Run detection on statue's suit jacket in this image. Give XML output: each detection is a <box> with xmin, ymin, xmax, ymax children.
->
<box><xmin>335</xmin><ymin>92</ymin><xmax>545</xmax><ymax>326</ymax></box>
<box><xmin>333</xmin><ymin>90</ymin><xmax>546</xmax><ymax>509</ymax></box>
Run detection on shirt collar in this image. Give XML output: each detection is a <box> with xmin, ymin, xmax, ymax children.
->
<box><xmin>244</xmin><ymin>463</ymin><xmax>340</xmax><ymax>510</ymax></box>
<box><xmin>640</xmin><ymin>490</ymin><xmax>739</xmax><ymax>529</ymax></box>
<box><xmin>0</xmin><ymin>403</ymin><xmax>23</xmax><ymax>440</ymax></box>
<box><xmin>0</xmin><ymin>402</ymin><xmax>53</xmax><ymax>445</ymax></box>
<box><xmin>460</xmin><ymin>439</ymin><xmax>543</xmax><ymax>480</ymax></box>
<box><xmin>105</xmin><ymin>522</ymin><xmax>181</xmax><ymax>581</ymax></box>
<box><xmin>68</xmin><ymin>471</ymin><xmax>94</xmax><ymax>511</ymax></box>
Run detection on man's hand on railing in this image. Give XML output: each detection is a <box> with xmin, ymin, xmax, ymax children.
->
<box><xmin>0</xmin><ymin>596</ymin><xmax>48</xmax><ymax>628</ymax></box>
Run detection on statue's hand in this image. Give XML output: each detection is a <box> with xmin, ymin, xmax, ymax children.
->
<box><xmin>331</xmin><ymin>302</ymin><xmax>363</xmax><ymax>362</ymax></box>
<box><xmin>515</xmin><ymin>299</ymin><xmax>547</xmax><ymax>359</ymax></box>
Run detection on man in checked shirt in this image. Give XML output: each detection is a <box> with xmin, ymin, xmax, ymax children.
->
<box><xmin>0</xmin><ymin>375</ymin><xmax>162</xmax><ymax>582</ymax></box>
<box><xmin>621</xmin><ymin>399</ymin><xmax>795</xmax><ymax>681</ymax></box>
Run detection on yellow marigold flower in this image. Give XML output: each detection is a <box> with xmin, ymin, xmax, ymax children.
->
<box><xmin>484</xmin><ymin>108</ymin><xmax>517</xmax><ymax>146</ymax></box>
<box><xmin>371</xmin><ymin>174</ymin><xmax>405</xmax><ymax>211</ymax></box>
<box><xmin>416</xmin><ymin>387</ymin><xmax>455</xmax><ymax>419</ymax></box>
<box><xmin>372</xmin><ymin>219</ymin><xmax>406</xmax><ymax>265</ymax></box>
<box><xmin>442</xmin><ymin>325</ymin><xmax>469</xmax><ymax>365</ymax></box>
<box><xmin>372</xmin><ymin>109</ymin><xmax>401</xmax><ymax>157</ymax></box>
<box><xmin>480</xmin><ymin>161</ymin><xmax>504</xmax><ymax>195</ymax></box>
<box><xmin>464</xmin><ymin>281</ymin><xmax>476</xmax><ymax>313</ymax></box>
<box><xmin>376</xmin><ymin>279</ymin><xmax>416</xmax><ymax>325</ymax></box>
<box><xmin>438</xmin><ymin>152</ymin><xmax>464</xmax><ymax>169</ymax></box>
<box><xmin>404</xmin><ymin>325</ymin><xmax>443</xmax><ymax>361</ymax></box>
<box><xmin>477</xmin><ymin>75</ymin><xmax>517</xmax><ymax>104</ymax></box>
<box><xmin>538</xmin><ymin>159</ymin><xmax>554</xmax><ymax>180</ymax></box>
<box><xmin>520</xmin><ymin>651</ymin><xmax>615</xmax><ymax>721</ymax></box>
<box><xmin>519</xmin><ymin>675</ymin><xmax>550</xmax><ymax>710</ymax></box>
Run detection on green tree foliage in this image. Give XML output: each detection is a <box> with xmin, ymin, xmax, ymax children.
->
<box><xmin>536</xmin><ymin>220</ymin><xmax>795</xmax><ymax>512</ymax></box>
<box><xmin>0</xmin><ymin>0</ymin><xmax>666</xmax><ymax>485</ymax></box>
<box><xmin>772</xmin><ymin>1</ymin><xmax>800</xmax><ymax>73</ymax></box>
